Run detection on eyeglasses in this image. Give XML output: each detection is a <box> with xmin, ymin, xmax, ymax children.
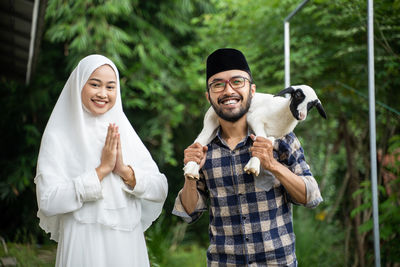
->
<box><xmin>208</xmin><ymin>76</ymin><xmax>251</xmax><ymax>93</ymax></box>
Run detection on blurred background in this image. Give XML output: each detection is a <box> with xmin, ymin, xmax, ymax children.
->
<box><xmin>0</xmin><ymin>0</ymin><xmax>399</xmax><ymax>266</ymax></box>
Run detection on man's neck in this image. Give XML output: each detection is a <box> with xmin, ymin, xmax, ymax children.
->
<box><xmin>219</xmin><ymin>116</ymin><xmax>248</xmax><ymax>150</ymax></box>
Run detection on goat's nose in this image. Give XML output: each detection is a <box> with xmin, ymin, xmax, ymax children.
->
<box><xmin>299</xmin><ymin>112</ymin><xmax>306</xmax><ymax>120</ymax></box>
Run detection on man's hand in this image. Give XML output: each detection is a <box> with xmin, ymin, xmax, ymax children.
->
<box><xmin>249</xmin><ymin>134</ymin><xmax>278</xmax><ymax>172</ymax></box>
<box><xmin>184</xmin><ymin>142</ymin><xmax>208</xmax><ymax>169</ymax></box>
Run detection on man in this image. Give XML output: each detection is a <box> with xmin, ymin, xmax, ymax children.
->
<box><xmin>172</xmin><ymin>48</ymin><xmax>322</xmax><ymax>266</ymax></box>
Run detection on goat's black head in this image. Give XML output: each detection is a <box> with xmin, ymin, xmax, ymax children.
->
<box><xmin>275</xmin><ymin>85</ymin><xmax>327</xmax><ymax>120</ymax></box>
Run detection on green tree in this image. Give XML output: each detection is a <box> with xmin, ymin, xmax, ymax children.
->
<box><xmin>1</xmin><ymin>0</ymin><xmax>399</xmax><ymax>266</ymax></box>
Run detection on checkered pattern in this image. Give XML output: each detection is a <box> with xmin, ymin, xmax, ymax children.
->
<box><xmin>173</xmin><ymin>131</ymin><xmax>322</xmax><ymax>266</ymax></box>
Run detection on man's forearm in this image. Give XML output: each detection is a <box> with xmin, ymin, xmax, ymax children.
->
<box><xmin>270</xmin><ymin>162</ymin><xmax>307</xmax><ymax>204</ymax></box>
<box><xmin>180</xmin><ymin>178</ymin><xmax>199</xmax><ymax>214</ymax></box>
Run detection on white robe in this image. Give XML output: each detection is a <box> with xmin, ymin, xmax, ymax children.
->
<box><xmin>36</xmin><ymin>169</ymin><xmax>166</xmax><ymax>267</ymax></box>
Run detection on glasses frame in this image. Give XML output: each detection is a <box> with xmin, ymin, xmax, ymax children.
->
<box><xmin>208</xmin><ymin>76</ymin><xmax>252</xmax><ymax>93</ymax></box>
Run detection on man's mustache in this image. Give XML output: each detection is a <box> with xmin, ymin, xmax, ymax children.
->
<box><xmin>218</xmin><ymin>94</ymin><xmax>243</xmax><ymax>104</ymax></box>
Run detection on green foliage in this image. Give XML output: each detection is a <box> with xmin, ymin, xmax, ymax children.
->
<box><xmin>350</xmin><ymin>135</ymin><xmax>400</xmax><ymax>264</ymax></box>
<box><xmin>294</xmin><ymin>207</ymin><xmax>345</xmax><ymax>267</ymax></box>
<box><xmin>0</xmin><ymin>242</ymin><xmax>56</xmax><ymax>267</ymax></box>
<box><xmin>145</xmin><ymin>212</ymin><xmax>207</xmax><ymax>267</ymax></box>
<box><xmin>1</xmin><ymin>0</ymin><xmax>399</xmax><ymax>265</ymax></box>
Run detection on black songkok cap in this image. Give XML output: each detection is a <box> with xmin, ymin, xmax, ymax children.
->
<box><xmin>206</xmin><ymin>48</ymin><xmax>251</xmax><ymax>81</ymax></box>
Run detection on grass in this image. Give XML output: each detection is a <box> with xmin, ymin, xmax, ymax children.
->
<box><xmin>0</xmin><ymin>241</ymin><xmax>207</xmax><ymax>267</ymax></box>
<box><xmin>0</xmin><ymin>242</ymin><xmax>56</xmax><ymax>267</ymax></box>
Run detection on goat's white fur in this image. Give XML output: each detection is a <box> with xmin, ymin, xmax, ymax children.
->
<box><xmin>183</xmin><ymin>85</ymin><xmax>325</xmax><ymax>179</ymax></box>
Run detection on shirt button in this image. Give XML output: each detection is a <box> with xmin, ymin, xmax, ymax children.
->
<box><xmin>242</xmin><ymin>216</ymin><xmax>246</xmax><ymax>220</ymax></box>
<box><xmin>245</xmin><ymin>237</ymin><xmax>249</xmax><ymax>241</ymax></box>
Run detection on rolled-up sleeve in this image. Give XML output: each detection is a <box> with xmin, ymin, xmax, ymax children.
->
<box><xmin>276</xmin><ymin>132</ymin><xmax>323</xmax><ymax>208</ymax></box>
<box><xmin>172</xmin><ymin>175</ymin><xmax>208</xmax><ymax>224</ymax></box>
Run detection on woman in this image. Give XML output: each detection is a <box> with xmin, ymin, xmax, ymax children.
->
<box><xmin>35</xmin><ymin>55</ymin><xmax>168</xmax><ymax>267</ymax></box>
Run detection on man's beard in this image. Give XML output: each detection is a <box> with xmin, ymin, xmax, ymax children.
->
<box><xmin>209</xmin><ymin>88</ymin><xmax>252</xmax><ymax>122</ymax></box>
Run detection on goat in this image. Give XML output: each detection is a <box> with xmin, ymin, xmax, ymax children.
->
<box><xmin>183</xmin><ymin>85</ymin><xmax>327</xmax><ymax>180</ymax></box>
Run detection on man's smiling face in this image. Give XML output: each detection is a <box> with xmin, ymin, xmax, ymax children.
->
<box><xmin>207</xmin><ymin>69</ymin><xmax>255</xmax><ymax>122</ymax></box>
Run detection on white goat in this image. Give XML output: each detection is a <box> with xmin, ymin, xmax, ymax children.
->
<box><xmin>183</xmin><ymin>85</ymin><xmax>327</xmax><ymax>180</ymax></box>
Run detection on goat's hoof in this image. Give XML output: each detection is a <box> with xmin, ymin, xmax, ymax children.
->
<box><xmin>184</xmin><ymin>174</ymin><xmax>200</xmax><ymax>180</ymax></box>
<box><xmin>183</xmin><ymin>161</ymin><xmax>200</xmax><ymax>180</ymax></box>
<box><xmin>244</xmin><ymin>157</ymin><xmax>261</xmax><ymax>176</ymax></box>
<box><xmin>244</xmin><ymin>166</ymin><xmax>259</xmax><ymax>176</ymax></box>
<box><xmin>244</xmin><ymin>167</ymin><xmax>260</xmax><ymax>176</ymax></box>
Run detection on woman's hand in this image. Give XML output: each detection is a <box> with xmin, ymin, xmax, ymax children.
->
<box><xmin>113</xmin><ymin>132</ymin><xmax>136</xmax><ymax>188</ymax></box>
<box><xmin>113</xmin><ymin>131</ymin><xmax>124</xmax><ymax>175</ymax></box>
<box><xmin>96</xmin><ymin>123</ymin><xmax>118</xmax><ymax>181</ymax></box>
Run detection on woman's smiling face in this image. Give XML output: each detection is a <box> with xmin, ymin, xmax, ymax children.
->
<box><xmin>81</xmin><ymin>64</ymin><xmax>117</xmax><ymax>115</ymax></box>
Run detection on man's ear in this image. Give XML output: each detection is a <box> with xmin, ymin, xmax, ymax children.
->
<box><xmin>205</xmin><ymin>91</ymin><xmax>210</xmax><ymax>103</ymax></box>
<box><xmin>251</xmin><ymin>83</ymin><xmax>256</xmax><ymax>96</ymax></box>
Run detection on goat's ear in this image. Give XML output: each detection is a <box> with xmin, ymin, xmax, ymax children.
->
<box><xmin>275</xmin><ymin>86</ymin><xmax>295</xmax><ymax>97</ymax></box>
<box><xmin>316</xmin><ymin>102</ymin><xmax>327</xmax><ymax>119</ymax></box>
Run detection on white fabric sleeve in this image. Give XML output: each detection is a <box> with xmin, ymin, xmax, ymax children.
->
<box><xmin>121</xmin><ymin>166</ymin><xmax>168</xmax><ymax>232</ymax></box>
<box><xmin>73</xmin><ymin>169</ymin><xmax>103</xmax><ymax>202</ymax></box>
<box><xmin>36</xmin><ymin>169</ymin><xmax>103</xmax><ymax>217</ymax></box>
<box><xmin>121</xmin><ymin>167</ymin><xmax>167</xmax><ymax>202</ymax></box>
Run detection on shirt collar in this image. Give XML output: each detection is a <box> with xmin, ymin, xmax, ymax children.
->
<box><xmin>213</xmin><ymin>126</ymin><xmax>253</xmax><ymax>150</ymax></box>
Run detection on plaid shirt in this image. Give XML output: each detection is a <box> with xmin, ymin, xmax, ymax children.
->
<box><xmin>173</xmin><ymin>130</ymin><xmax>323</xmax><ymax>266</ymax></box>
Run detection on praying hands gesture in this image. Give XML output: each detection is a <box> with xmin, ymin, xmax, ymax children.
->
<box><xmin>96</xmin><ymin>123</ymin><xmax>136</xmax><ymax>187</ymax></box>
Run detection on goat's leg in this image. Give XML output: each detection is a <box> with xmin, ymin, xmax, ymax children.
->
<box><xmin>244</xmin><ymin>135</ymin><xmax>276</xmax><ymax>176</ymax></box>
<box><xmin>184</xmin><ymin>107</ymin><xmax>219</xmax><ymax>180</ymax></box>
<box><xmin>244</xmin><ymin>119</ymin><xmax>267</xmax><ymax>176</ymax></box>
<box><xmin>244</xmin><ymin>134</ymin><xmax>276</xmax><ymax>176</ymax></box>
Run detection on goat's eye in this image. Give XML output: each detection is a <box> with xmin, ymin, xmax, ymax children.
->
<box><xmin>295</xmin><ymin>91</ymin><xmax>303</xmax><ymax>98</ymax></box>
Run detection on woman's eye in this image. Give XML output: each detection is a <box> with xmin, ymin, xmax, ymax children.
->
<box><xmin>90</xmin><ymin>83</ymin><xmax>100</xmax><ymax>87</ymax></box>
<box><xmin>107</xmin><ymin>86</ymin><xmax>115</xmax><ymax>90</ymax></box>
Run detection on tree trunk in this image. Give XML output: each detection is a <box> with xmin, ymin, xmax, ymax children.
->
<box><xmin>340</xmin><ymin>115</ymin><xmax>366</xmax><ymax>267</ymax></box>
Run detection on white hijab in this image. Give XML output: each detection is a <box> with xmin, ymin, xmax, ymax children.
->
<box><xmin>35</xmin><ymin>55</ymin><xmax>165</xmax><ymax>241</ymax></box>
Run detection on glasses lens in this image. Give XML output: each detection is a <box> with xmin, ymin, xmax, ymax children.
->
<box><xmin>229</xmin><ymin>77</ymin><xmax>245</xmax><ymax>88</ymax></box>
<box><xmin>210</xmin><ymin>81</ymin><xmax>226</xmax><ymax>92</ymax></box>
<box><xmin>209</xmin><ymin>77</ymin><xmax>247</xmax><ymax>92</ymax></box>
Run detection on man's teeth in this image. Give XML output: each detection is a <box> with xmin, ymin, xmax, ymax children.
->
<box><xmin>222</xmin><ymin>99</ymin><xmax>239</xmax><ymax>105</ymax></box>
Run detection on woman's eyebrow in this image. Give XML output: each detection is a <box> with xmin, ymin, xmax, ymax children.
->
<box><xmin>88</xmin><ymin>78</ymin><xmax>116</xmax><ymax>84</ymax></box>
